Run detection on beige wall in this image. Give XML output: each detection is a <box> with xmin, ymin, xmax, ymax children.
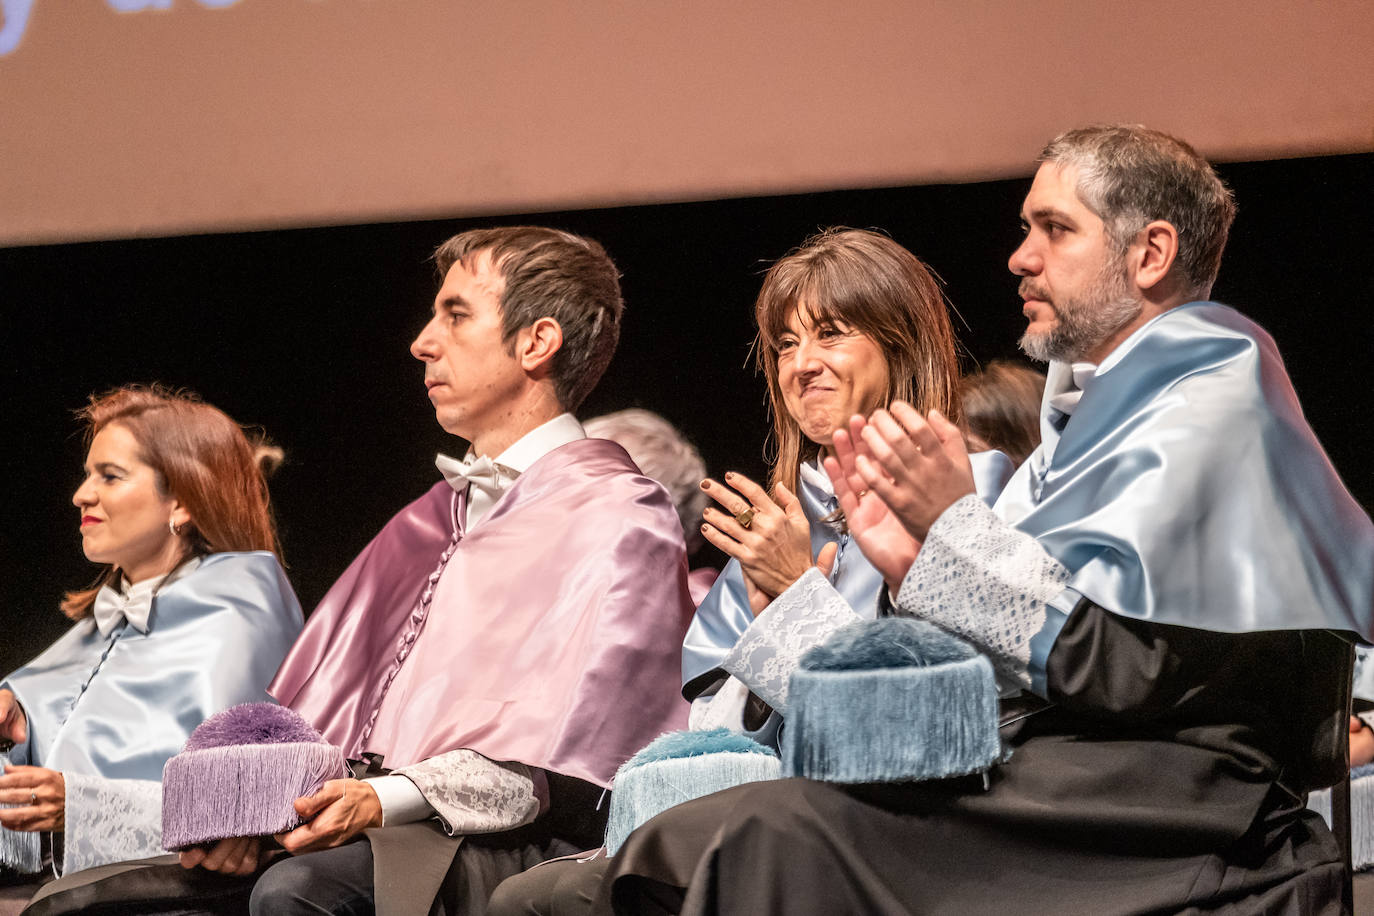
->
<box><xmin>2</xmin><ymin>0</ymin><xmax>1372</xmax><ymax>246</ymax></box>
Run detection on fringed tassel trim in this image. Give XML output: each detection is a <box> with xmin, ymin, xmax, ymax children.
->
<box><xmin>0</xmin><ymin>751</ymin><xmax>42</xmax><ymax>874</ymax></box>
<box><xmin>605</xmin><ymin>753</ymin><xmax>780</xmax><ymax>855</ymax></box>
<box><xmin>782</xmin><ymin>655</ymin><xmax>1002</xmax><ymax>784</ymax></box>
<box><xmin>161</xmin><ymin>742</ymin><xmax>346</xmax><ymax>849</ymax></box>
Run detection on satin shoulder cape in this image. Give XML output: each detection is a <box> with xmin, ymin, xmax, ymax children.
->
<box><xmin>999</xmin><ymin>301</ymin><xmax>1374</xmax><ymax>638</ymax></box>
<box><xmin>2</xmin><ymin>551</ymin><xmax>303</xmax><ymax>778</ymax></box>
<box><xmin>682</xmin><ymin>450</ymin><xmax>1015</xmax><ymax>699</ymax></box>
<box><xmin>269</xmin><ymin>438</ymin><xmax>694</xmax><ymax>788</ymax></box>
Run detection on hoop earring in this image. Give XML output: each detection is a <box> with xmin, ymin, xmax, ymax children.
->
<box><xmin>169</xmin><ymin>519</ymin><xmax>181</xmax><ymax>537</ymax></box>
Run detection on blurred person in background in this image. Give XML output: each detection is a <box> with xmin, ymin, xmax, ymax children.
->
<box><xmin>961</xmin><ymin>359</ymin><xmax>1045</xmax><ymax>467</ymax></box>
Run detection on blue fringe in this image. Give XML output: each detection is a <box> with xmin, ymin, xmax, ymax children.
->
<box><xmin>605</xmin><ymin>739</ymin><xmax>779</xmax><ymax>855</ymax></box>
<box><xmin>621</xmin><ymin>727</ymin><xmax>775</xmax><ymax>771</ymax></box>
<box><xmin>784</xmin><ymin>621</ymin><xmax>1003</xmax><ymax>784</ymax></box>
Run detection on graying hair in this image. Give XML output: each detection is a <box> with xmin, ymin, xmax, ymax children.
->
<box><xmin>1039</xmin><ymin>125</ymin><xmax>1236</xmax><ymax>298</ymax></box>
<box><xmin>434</xmin><ymin>226</ymin><xmax>624</xmax><ymax>410</ymax></box>
<box><xmin>585</xmin><ymin>409</ymin><xmax>709</xmax><ymax>555</ymax></box>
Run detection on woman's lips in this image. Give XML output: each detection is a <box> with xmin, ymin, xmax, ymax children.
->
<box><xmin>80</xmin><ymin>516</ymin><xmax>101</xmax><ymax>527</ymax></box>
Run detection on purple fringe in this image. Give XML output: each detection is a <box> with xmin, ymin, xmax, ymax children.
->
<box><xmin>161</xmin><ymin>741</ymin><xmax>345</xmax><ymax>849</ymax></box>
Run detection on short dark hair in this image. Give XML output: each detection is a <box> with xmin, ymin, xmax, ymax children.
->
<box><xmin>434</xmin><ymin>226</ymin><xmax>624</xmax><ymax>410</ymax></box>
<box><xmin>1040</xmin><ymin>125</ymin><xmax>1236</xmax><ymax>297</ymax></box>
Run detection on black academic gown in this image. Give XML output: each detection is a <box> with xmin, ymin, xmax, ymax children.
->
<box><xmin>599</xmin><ymin>598</ymin><xmax>1354</xmax><ymax>915</ymax></box>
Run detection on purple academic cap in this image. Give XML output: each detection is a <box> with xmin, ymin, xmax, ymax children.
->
<box><xmin>161</xmin><ymin>702</ymin><xmax>346</xmax><ymax>850</ymax></box>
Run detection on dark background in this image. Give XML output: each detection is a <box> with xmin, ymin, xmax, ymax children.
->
<box><xmin>3</xmin><ymin>153</ymin><xmax>1371</xmax><ymax>674</ymax></box>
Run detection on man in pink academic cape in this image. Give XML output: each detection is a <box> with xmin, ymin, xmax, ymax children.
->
<box><xmin>186</xmin><ymin>227</ymin><xmax>695</xmax><ymax>916</ymax></box>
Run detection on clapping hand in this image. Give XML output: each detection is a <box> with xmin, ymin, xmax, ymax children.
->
<box><xmin>850</xmin><ymin>403</ymin><xmax>976</xmax><ymax>542</ymax></box>
<box><xmin>824</xmin><ymin>417</ymin><xmax>921</xmax><ymax>593</ymax></box>
<box><xmin>700</xmin><ymin>472</ymin><xmax>837</xmax><ymax>616</ymax></box>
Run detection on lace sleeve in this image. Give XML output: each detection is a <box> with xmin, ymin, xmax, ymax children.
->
<box><xmin>61</xmin><ymin>772</ymin><xmax>163</xmax><ymax>875</ymax></box>
<box><xmin>688</xmin><ymin>677</ymin><xmax>753</xmax><ymax>731</ymax></box>
<box><xmin>895</xmin><ymin>494</ymin><xmax>1070</xmax><ymax>692</ymax></box>
<box><xmin>394</xmin><ymin>750</ymin><xmax>540</xmax><ymax>837</ymax></box>
<box><xmin>719</xmin><ymin>568</ymin><xmax>861</xmax><ymax>712</ymax></box>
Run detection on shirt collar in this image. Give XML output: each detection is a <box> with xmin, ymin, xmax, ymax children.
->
<box><xmin>485</xmin><ymin>412</ymin><xmax>585</xmax><ymax>476</ymax></box>
<box><xmin>798</xmin><ymin>455</ymin><xmax>834</xmax><ymax>502</ymax></box>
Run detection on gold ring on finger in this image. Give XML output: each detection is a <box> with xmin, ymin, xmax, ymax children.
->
<box><xmin>735</xmin><ymin>507</ymin><xmax>756</xmax><ymax>529</ymax></box>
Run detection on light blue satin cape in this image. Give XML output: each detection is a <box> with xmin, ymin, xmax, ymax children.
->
<box><xmin>682</xmin><ymin>450</ymin><xmax>1015</xmax><ymax>715</ymax></box>
<box><xmin>2</xmin><ymin>551</ymin><xmax>303</xmax><ymax>778</ymax></box>
<box><xmin>1001</xmin><ymin>302</ymin><xmax>1374</xmax><ymax>642</ymax></box>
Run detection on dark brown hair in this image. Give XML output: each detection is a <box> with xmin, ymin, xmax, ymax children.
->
<box><xmin>62</xmin><ymin>386</ymin><xmax>282</xmax><ymax>620</ymax></box>
<box><xmin>434</xmin><ymin>226</ymin><xmax>624</xmax><ymax>411</ymax></box>
<box><xmin>754</xmin><ymin>228</ymin><xmax>961</xmax><ymax>493</ymax></box>
<box><xmin>962</xmin><ymin>360</ymin><xmax>1045</xmax><ymax>467</ymax></box>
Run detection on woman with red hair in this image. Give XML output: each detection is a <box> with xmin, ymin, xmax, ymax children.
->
<box><xmin>0</xmin><ymin>387</ymin><xmax>303</xmax><ymax>882</ymax></box>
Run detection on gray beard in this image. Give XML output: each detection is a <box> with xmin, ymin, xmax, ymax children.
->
<box><xmin>1018</xmin><ymin>263</ymin><xmax>1143</xmax><ymax>364</ymax></box>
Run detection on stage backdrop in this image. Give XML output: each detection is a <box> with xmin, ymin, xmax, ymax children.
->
<box><xmin>2</xmin><ymin>153</ymin><xmax>1371</xmax><ymax>674</ymax></box>
<box><xmin>2</xmin><ymin>0</ymin><xmax>1373</xmax><ymax>245</ymax></box>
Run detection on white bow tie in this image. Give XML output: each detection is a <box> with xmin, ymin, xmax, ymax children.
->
<box><xmin>434</xmin><ymin>453</ymin><xmax>510</xmax><ymax>501</ymax></box>
<box><xmin>92</xmin><ymin>578</ymin><xmax>160</xmax><ymax>636</ymax></box>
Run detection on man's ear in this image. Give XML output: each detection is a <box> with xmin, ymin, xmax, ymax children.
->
<box><xmin>517</xmin><ymin>317</ymin><xmax>564</xmax><ymax>374</ymax></box>
<box><xmin>1130</xmin><ymin>220</ymin><xmax>1179</xmax><ymax>292</ymax></box>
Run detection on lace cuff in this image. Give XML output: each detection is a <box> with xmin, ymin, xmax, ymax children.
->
<box><xmin>395</xmin><ymin>750</ymin><xmax>540</xmax><ymax>837</ymax></box>
<box><xmin>719</xmin><ymin>567</ymin><xmax>860</xmax><ymax>712</ymax></box>
<box><xmin>62</xmin><ymin>772</ymin><xmax>163</xmax><ymax>875</ymax></box>
<box><xmin>688</xmin><ymin>677</ymin><xmax>752</xmax><ymax>731</ymax></box>
<box><xmin>896</xmin><ymin>494</ymin><xmax>1069</xmax><ymax>693</ymax></box>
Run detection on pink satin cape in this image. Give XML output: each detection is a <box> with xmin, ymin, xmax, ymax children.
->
<box><xmin>269</xmin><ymin>438</ymin><xmax>693</xmax><ymax>788</ymax></box>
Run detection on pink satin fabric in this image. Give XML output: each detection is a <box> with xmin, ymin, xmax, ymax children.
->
<box><xmin>269</xmin><ymin>439</ymin><xmax>694</xmax><ymax>787</ymax></box>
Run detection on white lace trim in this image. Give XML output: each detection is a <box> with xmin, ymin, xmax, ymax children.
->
<box><xmin>896</xmin><ymin>494</ymin><xmax>1068</xmax><ymax>691</ymax></box>
<box><xmin>688</xmin><ymin>677</ymin><xmax>752</xmax><ymax>732</ymax></box>
<box><xmin>62</xmin><ymin>772</ymin><xmax>163</xmax><ymax>875</ymax></box>
<box><xmin>719</xmin><ymin>567</ymin><xmax>860</xmax><ymax>712</ymax></box>
<box><xmin>396</xmin><ymin>749</ymin><xmax>539</xmax><ymax>837</ymax></box>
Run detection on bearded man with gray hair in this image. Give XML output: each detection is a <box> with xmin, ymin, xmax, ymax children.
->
<box><xmin>596</xmin><ymin>126</ymin><xmax>1374</xmax><ymax>915</ymax></box>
